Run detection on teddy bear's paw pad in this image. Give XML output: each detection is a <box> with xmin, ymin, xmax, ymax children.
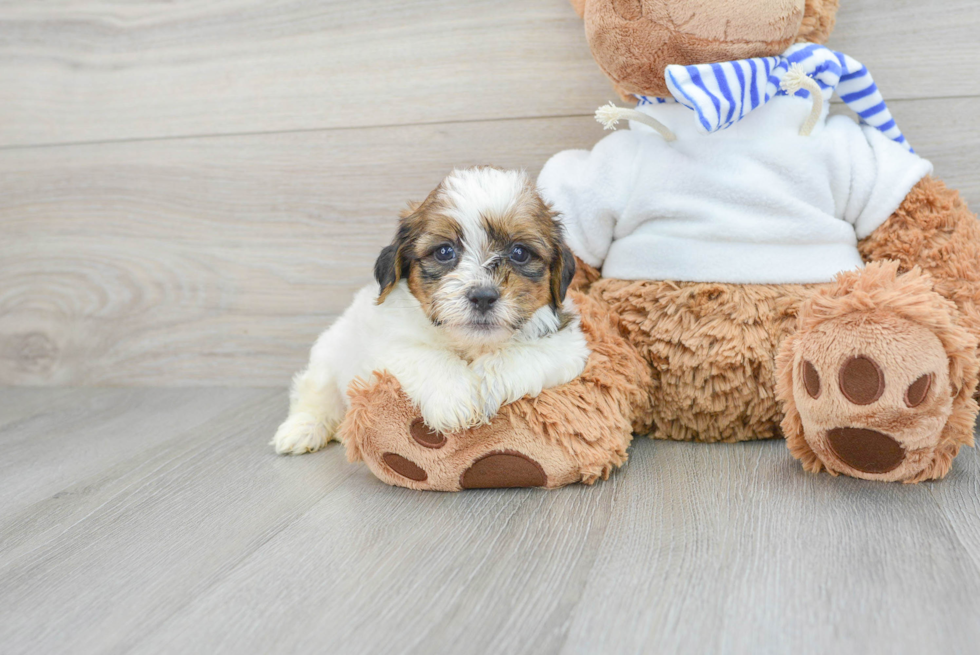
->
<box><xmin>825</xmin><ymin>427</ymin><xmax>905</xmax><ymax>474</ymax></box>
<box><xmin>838</xmin><ymin>356</ymin><xmax>885</xmax><ymax>405</ymax></box>
<box><xmin>460</xmin><ymin>451</ymin><xmax>547</xmax><ymax>489</ymax></box>
<box><xmin>409</xmin><ymin>419</ymin><xmax>447</xmax><ymax>449</ymax></box>
<box><xmin>382</xmin><ymin>452</ymin><xmax>428</xmax><ymax>482</ymax></box>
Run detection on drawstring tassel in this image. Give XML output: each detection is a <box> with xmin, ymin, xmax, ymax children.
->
<box><xmin>595</xmin><ymin>103</ymin><xmax>677</xmax><ymax>141</ymax></box>
<box><xmin>780</xmin><ymin>64</ymin><xmax>824</xmax><ymax>137</ymax></box>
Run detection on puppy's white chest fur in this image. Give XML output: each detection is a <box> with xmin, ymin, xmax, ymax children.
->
<box><xmin>316</xmin><ymin>281</ymin><xmax>587</xmax><ymax>432</ymax></box>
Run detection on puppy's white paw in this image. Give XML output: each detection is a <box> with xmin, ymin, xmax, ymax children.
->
<box><xmin>472</xmin><ymin>357</ymin><xmax>515</xmax><ymax>421</ymax></box>
<box><xmin>478</xmin><ymin>377</ymin><xmax>504</xmax><ymax>422</ymax></box>
<box><xmin>271</xmin><ymin>412</ymin><xmax>335</xmax><ymax>455</ymax></box>
<box><xmin>418</xmin><ymin>383</ymin><xmax>485</xmax><ymax>433</ymax></box>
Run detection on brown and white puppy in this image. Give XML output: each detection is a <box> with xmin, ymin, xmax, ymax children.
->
<box><xmin>273</xmin><ymin>167</ymin><xmax>590</xmax><ymax>455</ymax></box>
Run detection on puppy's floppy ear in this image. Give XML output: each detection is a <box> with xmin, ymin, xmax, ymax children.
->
<box><xmin>399</xmin><ymin>200</ymin><xmax>422</xmax><ymax>219</ymax></box>
<box><xmin>550</xmin><ymin>243</ymin><xmax>577</xmax><ymax>308</ymax></box>
<box><xmin>374</xmin><ymin>223</ymin><xmax>413</xmax><ymax>304</ymax></box>
<box><xmin>373</xmin><ymin>244</ymin><xmax>399</xmax><ymax>302</ymax></box>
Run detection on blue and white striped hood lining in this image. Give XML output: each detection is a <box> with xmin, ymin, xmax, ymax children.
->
<box><xmin>635</xmin><ymin>43</ymin><xmax>911</xmax><ymax>152</ymax></box>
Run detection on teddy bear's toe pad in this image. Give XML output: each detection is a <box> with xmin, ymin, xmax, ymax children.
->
<box><xmin>409</xmin><ymin>419</ymin><xmax>446</xmax><ymax>449</ymax></box>
<box><xmin>382</xmin><ymin>452</ymin><xmax>429</xmax><ymax>482</ymax></box>
<box><xmin>460</xmin><ymin>451</ymin><xmax>548</xmax><ymax>489</ymax></box>
<box><xmin>838</xmin><ymin>356</ymin><xmax>885</xmax><ymax>405</ymax></box>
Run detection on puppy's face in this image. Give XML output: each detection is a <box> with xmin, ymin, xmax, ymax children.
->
<box><xmin>374</xmin><ymin>167</ymin><xmax>576</xmax><ymax>345</ymax></box>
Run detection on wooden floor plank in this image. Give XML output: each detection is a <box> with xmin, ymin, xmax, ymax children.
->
<box><xmin>558</xmin><ymin>439</ymin><xmax>980</xmax><ymax>655</ymax></box>
<box><xmin>0</xmin><ymin>0</ymin><xmax>607</xmax><ymax>147</ymax></box>
<box><xmin>2</xmin><ymin>97</ymin><xmax>978</xmax><ymax>387</ymax></box>
<box><xmin>0</xmin><ymin>387</ymin><xmax>273</xmax><ymax>516</ymax></box>
<box><xmin>0</xmin><ymin>389</ymin><xmax>351</xmax><ymax>655</ymax></box>
<box><xmin>1</xmin><ymin>389</ymin><xmax>977</xmax><ymax>654</ymax></box>
<box><xmin>0</xmin><ymin>387</ymin><xmax>81</xmax><ymax>430</ymax></box>
<box><xmin>131</xmin><ymin>458</ymin><xmax>620</xmax><ymax>655</ymax></box>
<box><xmin>0</xmin><ymin>0</ymin><xmax>976</xmax><ymax>147</ymax></box>
<box><xmin>929</xmin><ymin>445</ymin><xmax>980</xmax><ymax>575</ymax></box>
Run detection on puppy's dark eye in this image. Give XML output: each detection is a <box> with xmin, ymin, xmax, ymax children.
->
<box><xmin>434</xmin><ymin>244</ymin><xmax>456</xmax><ymax>263</ymax></box>
<box><xmin>509</xmin><ymin>244</ymin><xmax>530</xmax><ymax>264</ymax></box>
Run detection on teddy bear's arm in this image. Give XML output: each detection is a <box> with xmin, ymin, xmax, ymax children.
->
<box><xmin>570</xmin><ymin>256</ymin><xmax>601</xmax><ymax>292</ymax></box>
<box><xmin>858</xmin><ymin>175</ymin><xmax>980</xmax><ymax>325</ymax></box>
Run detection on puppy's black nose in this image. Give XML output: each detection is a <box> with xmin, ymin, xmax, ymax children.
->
<box><xmin>466</xmin><ymin>287</ymin><xmax>499</xmax><ymax>313</ymax></box>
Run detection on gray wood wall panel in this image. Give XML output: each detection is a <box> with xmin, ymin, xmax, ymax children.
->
<box><xmin>0</xmin><ymin>0</ymin><xmax>975</xmax><ymax>147</ymax></box>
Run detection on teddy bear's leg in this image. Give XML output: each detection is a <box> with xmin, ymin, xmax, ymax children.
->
<box><xmin>340</xmin><ymin>372</ymin><xmax>632</xmax><ymax>491</ymax></box>
<box><xmin>777</xmin><ymin>261</ymin><xmax>980</xmax><ymax>483</ymax></box>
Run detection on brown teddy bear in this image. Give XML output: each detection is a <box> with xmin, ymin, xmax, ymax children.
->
<box><xmin>536</xmin><ymin>0</ymin><xmax>980</xmax><ymax>483</ymax></box>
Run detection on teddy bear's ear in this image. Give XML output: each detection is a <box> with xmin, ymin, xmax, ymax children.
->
<box><xmin>569</xmin><ymin>0</ymin><xmax>587</xmax><ymax>19</ymax></box>
<box><xmin>797</xmin><ymin>0</ymin><xmax>839</xmax><ymax>44</ymax></box>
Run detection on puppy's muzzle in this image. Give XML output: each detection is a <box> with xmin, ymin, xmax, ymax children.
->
<box><xmin>466</xmin><ymin>286</ymin><xmax>500</xmax><ymax>314</ymax></box>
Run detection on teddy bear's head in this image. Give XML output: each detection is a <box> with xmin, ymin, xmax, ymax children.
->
<box><xmin>571</xmin><ymin>0</ymin><xmax>840</xmax><ymax>99</ymax></box>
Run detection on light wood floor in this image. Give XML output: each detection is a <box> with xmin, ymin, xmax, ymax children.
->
<box><xmin>3</xmin><ymin>0</ymin><xmax>980</xmax><ymax>653</ymax></box>
<box><xmin>1</xmin><ymin>389</ymin><xmax>978</xmax><ymax>654</ymax></box>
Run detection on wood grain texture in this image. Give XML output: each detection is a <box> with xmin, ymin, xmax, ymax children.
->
<box><xmin>0</xmin><ymin>0</ymin><xmax>977</xmax><ymax>147</ymax></box>
<box><xmin>0</xmin><ymin>389</ymin><xmax>978</xmax><ymax>654</ymax></box>
<box><xmin>2</xmin><ymin>98</ymin><xmax>979</xmax><ymax>387</ymax></box>
<box><xmin>0</xmin><ymin>387</ymin><xmax>272</xmax><ymax>516</ymax></box>
<box><xmin>0</xmin><ymin>0</ymin><xmax>608</xmax><ymax>147</ymax></box>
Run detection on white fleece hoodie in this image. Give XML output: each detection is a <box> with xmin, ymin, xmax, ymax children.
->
<box><xmin>536</xmin><ymin>96</ymin><xmax>932</xmax><ymax>285</ymax></box>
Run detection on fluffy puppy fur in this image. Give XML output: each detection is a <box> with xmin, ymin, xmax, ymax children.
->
<box><xmin>273</xmin><ymin>167</ymin><xmax>589</xmax><ymax>455</ymax></box>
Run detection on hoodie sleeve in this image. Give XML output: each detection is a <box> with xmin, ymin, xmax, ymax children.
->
<box><xmin>841</xmin><ymin>122</ymin><xmax>933</xmax><ymax>240</ymax></box>
<box><xmin>536</xmin><ymin>130</ymin><xmax>642</xmax><ymax>269</ymax></box>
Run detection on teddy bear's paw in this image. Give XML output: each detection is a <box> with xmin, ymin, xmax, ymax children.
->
<box><xmin>784</xmin><ymin>305</ymin><xmax>964</xmax><ymax>483</ymax></box>
<box><xmin>779</xmin><ymin>263</ymin><xmax>980</xmax><ymax>482</ymax></box>
<box><xmin>794</xmin><ymin>350</ymin><xmax>952</xmax><ymax>482</ymax></box>
<box><xmin>271</xmin><ymin>412</ymin><xmax>336</xmax><ymax>455</ymax></box>
<box><xmin>367</xmin><ymin>417</ymin><xmax>551</xmax><ymax>491</ymax></box>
